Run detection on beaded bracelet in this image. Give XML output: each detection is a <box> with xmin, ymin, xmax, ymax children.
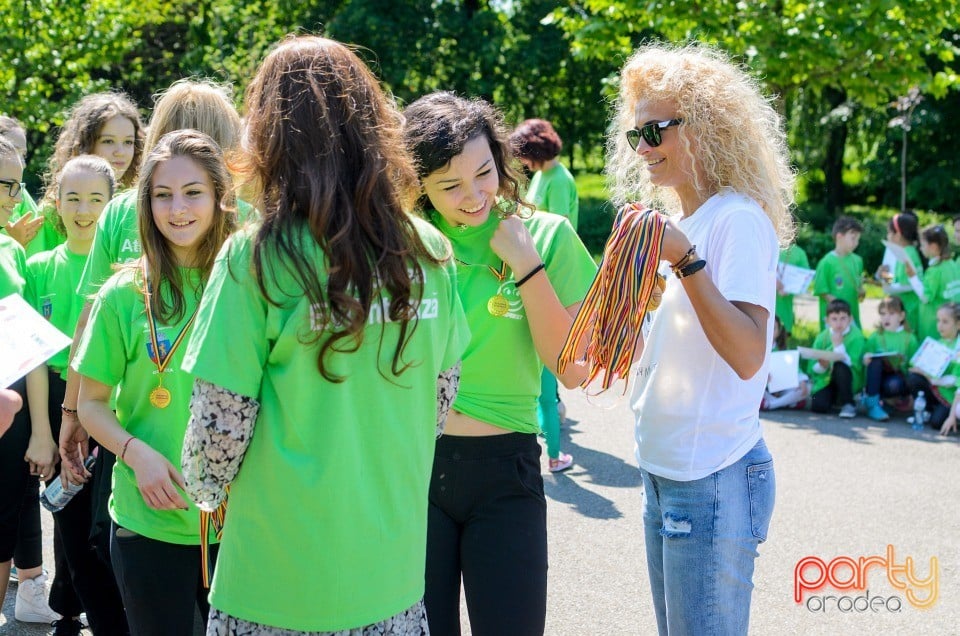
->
<box><xmin>515</xmin><ymin>263</ymin><xmax>546</xmax><ymax>288</ymax></box>
<box><xmin>60</xmin><ymin>404</ymin><xmax>78</xmax><ymax>416</ymax></box>
<box><xmin>675</xmin><ymin>258</ymin><xmax>707</xmax><ymax>279</ymax></box>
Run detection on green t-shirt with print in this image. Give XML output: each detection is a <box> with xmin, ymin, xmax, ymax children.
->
<box><xmin>0</xmin><ymin>233</ymin><xmax>26</xmax><ymax>299</ymax></box>
<box><xmin>77</xmin><ymin>189</ymin><xmax>257</xmax><ymax>300</ymax></box>
<box><xmin>73</xmin><ymin>265</ymin><xmax>213</xmax><ymax>546</ymax></box>
<box><xmin>892</xmin><ymin>245</ymin><xmax>923</xmax><ymax>334</ymax></box>
<box><xmin>24</xmin><ymin>244</ymin><xmax>88</xmax><ymax>375</ymax></box>
<box><xmin>431</xmin><ymin>207</ymin><xmax>597</xmax><ymax>433</ymax></box>
<box><xmin>181</xmin><ymin>218</ymin><xmax>470</xmax><ymax>631</ymax></box>
<box><xmin>806</xmin><ymin>323</ymin><xmax>866</xmax><ymax>395</ymax></box>
<box><xmin>775</xmin><ymin>243</ymin><xmax>810</xmax><ymax>334</ymax></box>
<box><xmin>864</xmin><ymin>329</ymin><xmax>918</xmax><ymax>375</ymax></box>
<box><xmin>918</xmin><ymin>259</ymin><xmax>960</xmax><ymax>342</ymax></box>
<box><xmin>527</xmin><ymin>162</ymin><xmax>579</xmax><ymax>230</ymax></box>
<box><xmin>813</xmin><ymin>250</ymin><xmax>863</xmax><ymax>327</ymax></box>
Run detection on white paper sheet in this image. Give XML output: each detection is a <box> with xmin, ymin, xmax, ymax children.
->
<box><xmin>767</xmin><ymin>350</ymin><xmax>800</xmax><ymax>392</ymax></box>
<box><xmin>778</xmin><ymin>263</ymin><xmax>815</xmax><ymax>295</ymax></box>
<box><xmin>910</xmin><ymin>336</ymin><xmax>954</xmax><ymax>379</ymax></box>
<box><xmin>0</xmin><ymin>294</ymin><xmax>72</xmax><ymax>388</ymax></box>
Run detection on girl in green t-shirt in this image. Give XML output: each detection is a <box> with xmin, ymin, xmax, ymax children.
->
<box><xmin>24</xmin><ymin>155</ymin><xmax>128</xmax><ymax>633</ymax></box>
<box><xmin>906</xmin><ymin>301</ymin><xmax>960</xmax><ymax>430</ymax></box>
<box><xmin>0</xmin><ymin>115</ymin><xmax>45</xmax><ymax>252</ymax></box>
<box><xmin>180</xmin><ymin>37</ymin><xmax>470</xmax><ymax>634</ymax></box>
<box><xmin>879</xmin><ymin>212</ymin><xmax>923</xmax><ymax>334</ymax></box>
<box><xmin>860</xmin><ymin>296</ymin><xmax>918</xmax><ymax>421</ymax></box>
<box><xmin>403</xmin><ymin>93</ymin><xmax>597</xmax><ymax>636</ymax></box>
<box><xmin>30</xmin><ymin>93</ymin><xmax>146</xmax><ymax>259</ymax></box>
<box><xmin>74</xmin><ymin>130</ymin><xmax>236</xmax><ymax>636</ymax></box>
<box><xmin>911</xmin><ymin>225</ymin><xmax>960</xmax><ymax>341</ymax></box>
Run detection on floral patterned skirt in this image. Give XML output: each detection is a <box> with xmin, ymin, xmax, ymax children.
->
<box><xmin>206</xmin><ymin>601</ymin><xmax>429</xmax><ymax>636</ymax></box>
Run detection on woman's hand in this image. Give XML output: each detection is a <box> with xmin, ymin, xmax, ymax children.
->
<box><xmin>5</xmin><ymin>214</ymin><xmax>44</xmax><ymax>248</ymax></box>
<box><xmin>126</xmin><ymin>439</ymin><xmax>190</xmax><ymax>511</ymax></box>
<box><xmin>490</xmin><ymin>215</ymin><xmax>541</xmax><ymax>275</ymax></box>
<box><xmin>25</xmin><ymin>433</ymin><xmax>59</xmax><ymax>480</ymax></box>
<box><xmin>59</xmin><ymin>411</ymin><xmax>91</xmax><ymax>485</ymax></box>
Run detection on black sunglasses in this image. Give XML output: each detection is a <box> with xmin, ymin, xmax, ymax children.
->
<box><xmin>626</xmin><ymin>119</ymin><xmax>683</xmax><ymax>150</ymax></box>
<box><xmin>0</xmin><ymin>180</ymin><xmax>22</xmax><ymax>198</ymax></box>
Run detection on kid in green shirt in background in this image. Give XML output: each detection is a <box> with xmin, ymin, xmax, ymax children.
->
<box><xmin>860</xmin><ymin>296</ymin><xmax>919</xmax><ymax>421</ymax></box>
<box><xmin>776</xmin><ymin>242</ymin><xmax>809</xmax><ymax>336</ymax></box>
<box><xmin>906</xmin><ymin>302</ymin><xmax>960</xmax><ymax>431</ymax></box>
<box><xmin>813</xmin><ymin>215</ymin><xmax>865</xmax><ymax>328</ymax></box>
<box><xmin>910</xmin><ymin>225</ymin><xmax>960</xmax><ymax>341</ymax></box>
<box><xmin>879</xmin><ymin>212</ymin><xmax>923</xmax><ymax>335</ymax></box>
<box><xmin>807</xmin><ymin>299</ymin><xmax>866</xmax><ymax>418</ymax></box>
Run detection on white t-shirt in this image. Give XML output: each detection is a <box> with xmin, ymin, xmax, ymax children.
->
<box><xmin>631</xmin><ymin>190</ymin><xmax>778</xmax><ymax>481</ymax></box>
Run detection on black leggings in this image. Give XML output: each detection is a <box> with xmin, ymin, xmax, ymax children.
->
<box><xmin>425</xmin><ymin>432</ymin><xmax>547</xmax><ymax>636</ymax></box>
<box><xmin>0</xmin><ymin>376</ymin><xmax>41</xmax><ymax>566</ymax></box>
<box><xmin>811</xmin><ymin>363</ymin><xmax>854</xmax><ymax>413</ymax></box>
<box><xmin>110</xmin><ymin>524</ymin><xmax>217</xmax><ymax>636</ymax></box>
<box><xmin>44</xmin><ymin>370</ymin><xmax>128</xmax><ymax>633</ymax></box>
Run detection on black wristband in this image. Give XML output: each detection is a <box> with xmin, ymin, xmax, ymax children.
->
<box><xmin>515</xmin><ymin>263</ymin><xmax>546</xmax><ymax>288</ymax></box>
<box><xmin>675</xmin><ymin>258</ymin><xmax>706</xmax><ymax>279</ymax></box>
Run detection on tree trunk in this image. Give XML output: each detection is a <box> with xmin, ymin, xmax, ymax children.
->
<box><xmin>823</xmin><ymin>86</ymin><xmax>848</xmax><ymax>217</ymax></box>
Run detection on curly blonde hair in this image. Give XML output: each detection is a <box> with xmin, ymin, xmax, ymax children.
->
<box><xmin>607</xmin><ymin>42</ymin><xmax>795</xmax><ymax>244</ymax></box>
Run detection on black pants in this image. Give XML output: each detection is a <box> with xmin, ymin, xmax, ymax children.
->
<box><xmin>864</xmin><ymin>359</ymin><xmax>908</xmax><ymax>397</ymax></box>
<box><xmin>0</xmin><ymin>376</ymin><xmax>41</xmax><ymax>566</ymax></box>
<box><xmin>44</xmin><ymin>370</ymin><xmax>129</xmax><ymax>633</ymax></box>
<box><xmin>425</xmin><ymin>433</ymin><xmax>547</xmax><ymax>636</ymax></box>
<box><xmin>906</xmin><ymin>373</ymin><xmax>951</xmax><ymax>428</ymax></box>
<box><xmin>811</xmin><ymin>363</ymin><xmax>854</xmax><ymax>413</ymax></box>
<box><xmin>110</xmin><ymin>524</ymin><xmax>217</xmax><ymax>636</ymax></box>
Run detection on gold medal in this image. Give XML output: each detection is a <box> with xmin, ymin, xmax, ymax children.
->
<box><xmin>149</xmin><ymin>386</ymin><xmax>172</xmax><ymax>409</ymax></box>
<box><xmin>487</xmin><ymin>294</ymin><xmax>510</xmax><ymax>317</ymax></box>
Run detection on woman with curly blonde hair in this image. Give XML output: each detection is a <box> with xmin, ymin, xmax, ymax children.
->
<box><xmin>607</xmin><ymin>43</ymin><xmax>795</xmax><ymax>634</ymax></box>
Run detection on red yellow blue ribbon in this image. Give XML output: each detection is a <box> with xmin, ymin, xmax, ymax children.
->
<box><xmin>558</xmin><ymin>203</ymin><xmax>665</xmax><ymax>392</ymax></box>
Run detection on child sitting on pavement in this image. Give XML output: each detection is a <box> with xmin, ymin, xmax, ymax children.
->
<box><xmin>807</xmin><ymin>299</ymin><xmax>865</xmax><ymax>418</ymax></box>
<box><xmin>861</xmin><ymin>296</ymin><xmax>918</xmax><ymax>421</ymax></box>
<box><xmin>906</xmin><ymin>301</ymin><xmax>960</xmax><ymax>431</ymax></box>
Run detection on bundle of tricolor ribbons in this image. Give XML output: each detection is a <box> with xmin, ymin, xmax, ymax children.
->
<box><xmin>558</xmin><ymin>203</ymin><xmax>666</xmax><ymax>393</ymax></box>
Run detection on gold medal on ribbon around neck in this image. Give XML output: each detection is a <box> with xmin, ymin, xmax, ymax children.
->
<box><xmin>149</xmin><ymin>386</ymin><xmax>172</xmax><ymax>409</ymax></box>
<box><xmin>487</xmin><ymin>294</ymin><xmax>510</xmax><ymax>317</ymax></box>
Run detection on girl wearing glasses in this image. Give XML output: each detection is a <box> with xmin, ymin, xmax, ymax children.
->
<box><xmin>0</xmin><ymin>116</ymin><xmax>45</xmax><ymax>254</ymax></box>
<box><xmin>609</xmin><ymin>44</ymin><xmax>794</xmax><ymax>635</ymax></box>
<box><xmin>0</xmin><ymin>135</ymin><xmax>51</xmax><ymax>624</ymax></box>
<box><xmin>403</xmin><ymin>93</ymin><xmax>597</xmax><ymax>635</ymax></box>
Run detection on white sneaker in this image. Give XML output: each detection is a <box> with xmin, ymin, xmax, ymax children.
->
<box><xmin>838</xmin><ymin>403</ymin><xmax>857</xmax><ymax>419</ymax></box>
<box><xmin>14</xmin><ymin>572</ymin><xmax>61</xmax><ymax>623</ymax></box>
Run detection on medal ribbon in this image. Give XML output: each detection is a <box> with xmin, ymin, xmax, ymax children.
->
<box><xmin>141</xmin><ymin>261</ymin><xmax>201</xmax><ymax>380</ymax></box>
<box><xmin>199</xmin><ymin>487</ymin><xmax>228</xmax><ymax>588</ymax></box>
<box><xmin>455</xmin><ymin>257</ymin><xmax>507</xmax><ymax>282</ymax></box>
<box><xmin>558</xmin><ymin>203</ymin><xmax>665</xmax><ymax>392</ymax></box>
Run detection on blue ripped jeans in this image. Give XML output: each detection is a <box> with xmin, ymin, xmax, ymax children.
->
<box><xmin>640</xmin><ymin>438</ymin><xmax>775</xmax><ymax>636</ymax></box>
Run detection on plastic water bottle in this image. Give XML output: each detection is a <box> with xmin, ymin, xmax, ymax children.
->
<box><xmin>40</xmin><ymin>452</ymin><xmax>97</xmax><ymax>513</ymax></box>
<box><xmin>912</xmin><ymin>391</ymin><xmax>926</xmax><ymax>431</ymax></box>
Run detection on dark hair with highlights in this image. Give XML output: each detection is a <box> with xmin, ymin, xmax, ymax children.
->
<box><xmin>236</xmin><ymin>35</ymin><xmax>436</xmax><ymax>382</ymax></box>
<box><xmin>510</xmin><ymin>118</ymin><xmax>562</xmax><ymax>163</ymax></box>
<box><xmin>402</xmin><ymin>91</ymin><xmax>531</xmax><ymax>216</ymax></box>
<box><xmin>137</xmin><ymin>129</ymin><xmax>236</xmax><ymax>323</ymax></box>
